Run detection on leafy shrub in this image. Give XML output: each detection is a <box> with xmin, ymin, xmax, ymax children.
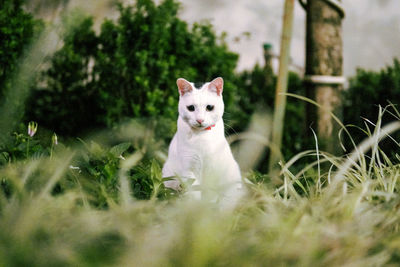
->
<box><xmin>6</xmin><ymin>0</ymin><xmax>307</xmax><ymax>171</ymax></box>
<box><xmin>26</xmin><ymin>0</ymin><xmax>239</xmax><ymax>137</ymax></box>
<box><xmin>0</xmin><ymin>0</ymin><xmax>40</xmax><ymax>98</ymax></box>
<box><xmin>235</xmin><ymin>65</ymin><xmax>308</xmax><ymax>164</ymax></box>
<box><xmin>0</xmin><ymin>122</ymin><xmax>172</xmax><ymax>207</ymax></box>
<box><xmin>11</xmin><ymin>0</ymin><xmax>400</xmax><ymax>170</ymax></box>
<box><xmin>343</xmin><ymin>59</ymin><xmax>400</xmax><ymax>155</ymax></box>
<box><xmin>27</xmin><ymin>17</ymin><xmax>102</xmax><ymax>136</ymax></box>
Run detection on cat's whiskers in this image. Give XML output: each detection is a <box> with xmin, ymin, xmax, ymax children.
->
<box><xmin>223</xmin><ymin>119</ymin><xmax>239</xmax><ymax>136</ymax></box>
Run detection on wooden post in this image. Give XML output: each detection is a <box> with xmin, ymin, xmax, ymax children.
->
<box><xmin>268</xmin><ymin>0</ymin><xmax>295</xmax><ymax>180</ymax></box>
<box><xmin>305</xmin><ymin>0</ymin><xmax>344</xmax><ymax>154</ymax></box>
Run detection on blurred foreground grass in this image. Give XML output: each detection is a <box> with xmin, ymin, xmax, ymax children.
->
<box><xmin>1</xmin><ymin>110</ymin><xmax>400</xmax><ymax>266</ymax></box>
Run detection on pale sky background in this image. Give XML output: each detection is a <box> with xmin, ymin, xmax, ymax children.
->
<box><xmin>177</xmin><ymin>0</ymin><xmax>400</xmax><ymax>77</ymax></box>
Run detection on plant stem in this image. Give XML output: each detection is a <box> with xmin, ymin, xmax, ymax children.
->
<box><xmin>50</xmin><ymin>143</ymin><xmax>54</xmax><ymax>159</ymax></box>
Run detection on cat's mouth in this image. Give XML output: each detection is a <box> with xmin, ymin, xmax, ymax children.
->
<box><xmin>191</xmin><ymin>123</ymin><xmax>215</xmax><ymax>131</ymax></box>
<box><xmin>184</xmin><ymin>118</ymin><xmax>214</xmax><ymax>131</ymax></box>
<box><xmin>190</xmin><ymin>122</ymin><xmax>204</xmax><ymax>128</ymax></box>
<box><xmin>193</xmin><ymin>124</ymin><xmax>205</xmax><ymax>129</ymax></box>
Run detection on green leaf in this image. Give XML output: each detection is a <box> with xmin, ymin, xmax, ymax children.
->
<box><xmin>110</xmin><ymin>142</ymin><xmax>131</xmax><ymax>157</ymax></box>
<box><xmin>150</xmin><ymin>159</ymin><xmax>162</xmax><ymax>183</ymax></box>
<box><xmin>0</xmin><ymin>152</ymin><xmax>9</xmax><ymax>164</ymax></box>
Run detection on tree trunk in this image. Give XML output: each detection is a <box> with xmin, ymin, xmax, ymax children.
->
<box><xmin>305</xmin><ymin>0</ymin><xmax>343</xmax><ymax>154</ymax></box>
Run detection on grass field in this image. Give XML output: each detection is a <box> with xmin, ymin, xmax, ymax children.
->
<box><xmin>1</xmin><ymin>110</ymin><xmax>400</xmax><ymax>266</ymax></box>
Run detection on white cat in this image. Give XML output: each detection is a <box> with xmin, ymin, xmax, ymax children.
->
<box><xmin>162</xmin><ymin>77</ymin><xmax>243</xmax><ymax>206</ymax></box>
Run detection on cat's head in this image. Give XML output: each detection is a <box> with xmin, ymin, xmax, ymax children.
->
<box><xmin>177</xmin><ymin>77</ymin><xmax>224</xmax><ymax>130</ymax></box>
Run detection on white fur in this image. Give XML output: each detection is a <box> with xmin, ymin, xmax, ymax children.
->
<box><xmin>162</xmin><ymin>77</ymin><xmax>243</xmax><ymax>207</ymax></box>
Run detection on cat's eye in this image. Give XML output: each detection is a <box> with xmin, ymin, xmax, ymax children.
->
<box><xmin>187</xmin><ymin>105</ymin><xmax>195</xmax><ymax>112</ymax></box>
<box><xmin>206</xmin><ymin>105</ymin><xmax>214</xmax><ymax>111</ymax></box>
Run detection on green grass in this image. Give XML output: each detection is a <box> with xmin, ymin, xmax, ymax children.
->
<box><xmin>1</xmin><ymin>109</ymin><xmax>400</xmax><ymax>266</ymax></box>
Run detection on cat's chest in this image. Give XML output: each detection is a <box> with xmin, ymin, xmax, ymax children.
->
<box><xmin>179</xmin><ymin>131</ymin><xmax>225</xmax><ymax>156</ymax></box>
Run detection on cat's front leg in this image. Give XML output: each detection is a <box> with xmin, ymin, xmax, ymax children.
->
<box><xmin>163</xmin><ymin>171</ymin><xmax>201</xmax><ymax>200</ymax></box>
<box><xmin>163</xmin><ymin>179</ymin><xmax>181</xmax><ymax>191</ymax></box>
<box><xmin>162</xmin><ymin>155</ymin><xmax>199</xmax><ymax>193</ymax></box>
<box><xmin>162</xmin><ymin>159</ymin><xmax>183</xmax><ymax>191</ymax></box>
<box><xmin>177</xmin><ymin>153</ymin><xmax>202</xmax><ymax>199</ymax></box>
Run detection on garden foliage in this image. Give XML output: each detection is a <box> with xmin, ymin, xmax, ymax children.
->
<box><xmin>1</xmin><ymin>0</ymin><xmax>400</xmax><ymax>166</ymax></box>
<box><xmin>0</xmin><ymin>0</ymin><xmax>40</xmax><ymax>98</ymax></box>
<box><xmin>235</xmin><ymin>65</ymin><xmax>307</xmax><ymax>162</ymax></box>
<box><xmin>343</xmin><ymin>59</ymin><xmax>400</xmax><ymax>155</ymax></box>
<box><xmin>26</xmin><ymin>0</ymin><xmax>239</xmax><ymax>137</ymax></box>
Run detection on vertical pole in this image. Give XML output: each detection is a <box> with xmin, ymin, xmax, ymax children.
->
<box><xmin>305</xmin><ymin>0</ymin><xmax>344</xmax><ymax>154</ymax></box>
<box><xmin>268</xmin><ymin>0</ymin><xmax>295</xmax><ymax>179</ymax></box>
<box><xmin>263</xmin><ymin>43</ymin><xmax>274</xmax><ymax>88</ymax></box>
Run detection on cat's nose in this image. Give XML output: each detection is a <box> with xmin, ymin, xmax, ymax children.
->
<box><xmin>196</xmin><ymin>119</ymin><xmax>204</xmax><ymax>125</ymax></box>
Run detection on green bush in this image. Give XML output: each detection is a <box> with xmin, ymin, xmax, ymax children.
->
<box><xmin>0</xmin><ymin>0</ymin><xmax>40</xmax><ymax>97</ymax></box>
<box><xmin>0</xmin><ymin>122</ymin><xmax>173</xmax><ymax>207</ymax></box>
<box><xmin>343</xmin><ymin>59</ymin><xmax>400</xmax><ymax>155</ymax></box>
<box><xmin>2</xmin><ymin>0</ymin><xmax>308</xmax><ymax>176</ymax></box>
<box><xmin>27</xmin><ymin>0</ymin><xmax>239</xmax><ymax>137</ymax></box>
<box><xmin>27</xmin><ymin>17</ymin><xmax>101</xmax><ymax>136</ymax></box>
<box><xmin>10</xmin><ymin>0</ymin><xmax>400</xmax><ymax>170</ymax></box>
<box><xmin>235</xmin><ymin>65</ymin><xmax>308</xmax><ymax>164</ymax></box>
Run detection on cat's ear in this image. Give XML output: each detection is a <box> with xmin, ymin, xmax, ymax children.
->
<box><xmin>208</xmin><ymin>77</ymin><xmax>223</xmax><ymax>96</ymax></box>
<box><xmin>177</xmin><ymin>78</ymin><xmax>193</xmax><ymax>96</ymax></box>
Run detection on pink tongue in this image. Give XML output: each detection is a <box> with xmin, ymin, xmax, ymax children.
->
<box><xmin>205</xmin><ymin>124</ymin><xmax>215</xmax><ymax>130</ymax></box>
